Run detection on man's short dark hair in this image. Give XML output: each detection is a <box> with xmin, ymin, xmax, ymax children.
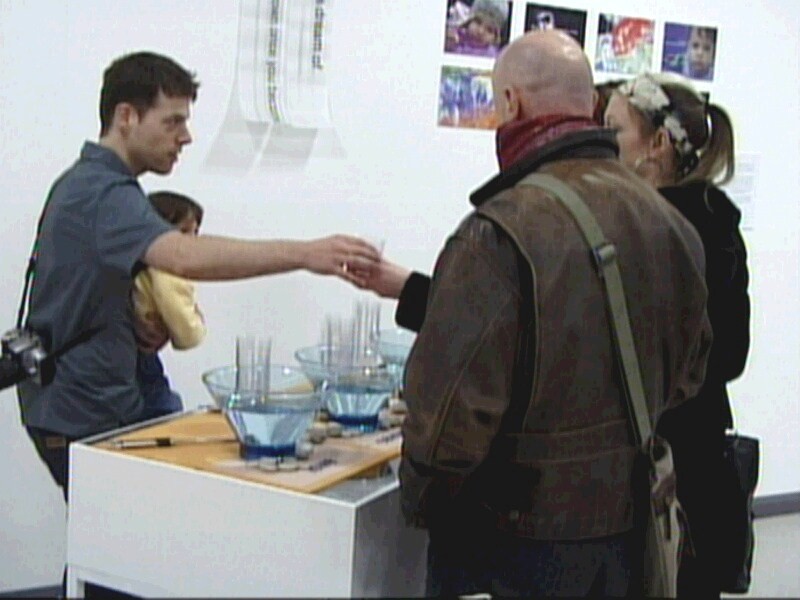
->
<box><xmin>99</xmin><ymin>52</ymin><xmax>199</xmax><ymax>135</ymax></box>
<box><xmin>148</xmin><ymin>191</ymin><xmax>204</xmax><ymax>229</ymax></box>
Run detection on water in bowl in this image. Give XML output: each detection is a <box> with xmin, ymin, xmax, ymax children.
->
<box><xmin>226</xmin><ymin>402</ymin><xmax>316</xmax><ymax>459</ymax></box>
<box><xmin>323</xmin><ymin>369</ymin><xmax>395</xmax><ymax>432</ymax></box>
<box><xmin>375</xmin><ymin>328</ymin><xmax>416</xmax><ymax>396</ymax></box>
<box><xmin>202</xmin><ymin>364</ymin><xmax>319</xmax><ymax>459</ymax></box>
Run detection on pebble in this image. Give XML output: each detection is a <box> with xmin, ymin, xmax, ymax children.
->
<box><xmin>389</xmin><ymin>398</ymin><xmax>408</xmax><ymax>414</ymax></box>
<box><xmin>257</xmin><ymin>458</ymin><xmax>280</xmax><ymax>472</ymax></box>
<box><xmin>295</xmin><ymin>442</ymin><xmax>314</xmax><ymax>460</ymax></box>
<box><xmin>378</xmin><ymin>409</ymin><xmax>393</xmax><ymax>429</ymax></box>
<box><xmin>326</xmin><ymin>421</ymin><xmax>343</xmax><ymax>437</ymax></box>
<box><xmin>278</xmin><ymin>458</ymin><xmax>300</xmax><ymax>472</ymax></box>
<box><xmin>308</xmin><ymin>422</ymin><xmax>328</xmax><ymax>444</ymax></box>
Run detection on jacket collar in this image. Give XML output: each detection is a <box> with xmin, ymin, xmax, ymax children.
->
<box><xmin>470</xmin><ymin>128</ymin><xmax>619</xmax><ymax>207</ymax></box>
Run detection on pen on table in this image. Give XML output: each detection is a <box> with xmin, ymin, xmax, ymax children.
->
<box><xmin>109</xmin><ymin>435</ymin><xmax>236</xmax><ymax>450</ymax></box>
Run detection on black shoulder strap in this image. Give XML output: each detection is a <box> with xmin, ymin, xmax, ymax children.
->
<box><xmin>17</xmin><ymin>169</ymin><xmax>72</xmax><ymax>328</ymax></box>
<box><xmin>18</xmin><ymin>167</ymin><xmax>105</xmax><ymax>360</ymax></box>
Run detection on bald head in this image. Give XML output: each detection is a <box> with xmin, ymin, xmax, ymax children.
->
<box><xmin>492</xmin><ymin>30</ymin><xmax>594</xmax><ymax>124</ymax></box>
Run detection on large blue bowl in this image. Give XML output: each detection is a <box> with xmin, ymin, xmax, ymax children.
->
<box><xmin>202</xmin><ymin>365</ymin><xmax>319</xmax><ymax>458</ymax></box>
<box><xmin>294</xmin><ymin>344</ymin><xmax>383</xmax><ymax>389</ymax></box>
<box><xmin>322</xmin><ymin>366</ymin><xmax>395</xmax><ymax>432</ymax></box>
<box><xmin>376</xmin><ymin>328</ymin><xmax>416</xmax><ymax>366</ymax></box>
<box><xmin>375</xmin><ymin>328</ymin><xmax>416</xmax><ymax>394</ymax></box>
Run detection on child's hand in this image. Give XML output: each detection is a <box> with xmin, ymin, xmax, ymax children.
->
<box><xmin>135</xmin><ymin>314</ymin><xmax>169</xmax><ymax>353</ymax></box>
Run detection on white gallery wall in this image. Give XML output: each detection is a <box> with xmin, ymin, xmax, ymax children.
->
<box><xmin>0</xmin><ymin>0</ymin><xmax>798</xmax><ymax>591</ymax></box>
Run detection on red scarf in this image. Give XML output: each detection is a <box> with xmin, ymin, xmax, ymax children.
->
<box><xmin>496</xmin><ymin>115</ymin><xmax>599</xmax><ymax>172</ymax></box>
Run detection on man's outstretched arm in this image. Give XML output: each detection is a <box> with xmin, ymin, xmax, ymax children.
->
<box><xmin>143</xmin><ymin>230</ymin><xmax>380</xmax><ymax>285</ymax></box>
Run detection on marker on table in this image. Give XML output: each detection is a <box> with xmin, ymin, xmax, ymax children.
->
<box><xmin>109</xmin><ymin>435</ymin><xmax>236</xmax><ymax>450</ymax></box>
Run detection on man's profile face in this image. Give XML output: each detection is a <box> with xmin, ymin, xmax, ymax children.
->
<box><xmin>127</xmin><ymin>91</ymin><xmax>192</xmax><ymax>175</ymax></box>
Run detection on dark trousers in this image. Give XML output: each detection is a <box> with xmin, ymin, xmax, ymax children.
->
<box><xmin>659</xmin><ymin>405</ymin><xmax>728</xmax><ymax>599</ymax></box>
<box><xmin>26</xmin><ymin>426</ymin><xmax>78</xmax><ymax>502</ymax></box>
<box><xmin>26</xmin><ymin>426</ymin><xmax>138</xmax><ymax>599</ymax></box>
<box><xmin>672</xmin><ymin>440</ymin><xmax>728</xmax><ymax>599</ymax></box>
<box><xmin>426</xmin><ymin>525</ymin><xmax>634</xmax><ymax>597</ymax></box>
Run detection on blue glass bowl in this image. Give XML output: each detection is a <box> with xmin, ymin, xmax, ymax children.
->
<box><xmin>375</xmin><ymin>328</ymin><xmax>416</xmax><ymax>394</ymax></box>
<box><xmin>376</xmin><ymin>328</ymin><xmax>416</xmax><ymax>366</ymax></box>
<box><xmin>322</xmin><ymin>366</ymin><xmax>395</xmax><ymax>432</ymax></box>
<box><xmin>202</xmin><ymin>365</ymin><xmax>319</xmax><ymax>459</ymax></box>
<box><xmin>294</xmin><ymin>344</ymin><xmax>383</xmax><ymax>389</ymax></box>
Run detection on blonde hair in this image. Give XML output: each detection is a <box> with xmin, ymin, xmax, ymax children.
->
<box><xmin>628</xmin><ymin>74</ymin><xmax>735</xmax><ymax>185</ymax></box>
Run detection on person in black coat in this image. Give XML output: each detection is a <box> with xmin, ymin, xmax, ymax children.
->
<box><xmin>364</xmin><ymin>73</ymin><xmax>750</xmax><ymax>598</ymax></box>
<box><xmin>605</xmin><ymin>74</ymin><xmax>750</xmax><ymax>597</ymax></box>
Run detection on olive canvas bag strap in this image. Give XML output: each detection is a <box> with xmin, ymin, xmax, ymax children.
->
<box><xmin>516</xmin><ymin>172</ymin><xmax>681</xmax><ymax>598</ymax></box>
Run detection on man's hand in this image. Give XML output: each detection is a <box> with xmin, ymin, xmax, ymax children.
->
<box><xmin>301</xmin><ymin>235</ymin><xmax>381</xmax><ymax>287</ymax></box>
<box><xmin>356</xmin><ymin>257</ymin><xmax>412</xmax><ymax>299</ymax></box>
<box><xmin>135</xmin><ymin>314</ymin><xmax>169</xmax><ymax>354</ymax></box>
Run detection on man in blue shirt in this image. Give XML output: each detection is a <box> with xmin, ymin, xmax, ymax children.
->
<box><xmin>18</xmin><ymin>52</ymin><xmax>379</xmax><ymax>501</ymax></box>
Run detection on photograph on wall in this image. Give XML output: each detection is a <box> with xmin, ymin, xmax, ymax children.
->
<box><xmin>437</xmin><ymin>66</ymin><xmax>497</xmax><ymax>130</ymax></box>
<box><xmin>443</xmin><ymin>0</ymin><xmax>513</xmax><ymax>58</ymax></box>
<box><xmin>661</xmin><ymin>22</ymin><xmax>718</xmax><ymax>82</ymax></box>
<box><xmin>594</xmin><ymin>13</ymin><xmax>654</xmax><ymax>75</ymax></box>
<box><xmin>524</xmin><ymin>4</ymin><xmax>587</xmax><ymax>47</ymax></box>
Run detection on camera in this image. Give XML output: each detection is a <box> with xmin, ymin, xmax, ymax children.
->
<box><xmin>0</xmin><ymin>328</ymin><xmax>51</xmax><ymax>389</ymax></box>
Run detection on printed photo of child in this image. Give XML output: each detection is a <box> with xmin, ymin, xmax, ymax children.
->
<box><xmin>437</xmin><ymin>66</ymin><xmax>497</xmax><ymax>130</ymax></box>
<box><xmin>662</xmin><ymin>23</ymin><xmax>718</xmax><ymax>82</ymax></box>
<box><xmin>444</xmin><ymin>0</ymin><xmax>512</xmax><ymax>59</ymax></box>
<box><xmin>524</xmin><ymin>3</ymin><xmax>587</xmax><ymax>48</ymax></box>
<box><xmin>594</xmin><ymin>13</ymin><xmax>654</xmax><ymax>75</ymax></box>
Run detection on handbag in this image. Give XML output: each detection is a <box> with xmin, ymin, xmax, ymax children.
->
<box><xmin>520</xmin><ymin>173</ymin><xmax>685</xmax><ymax>597</ymax></box>
<box><xmin>719</xmin><ymin>431</ymin><xmax>760</xmax><ymax>593</ymax></box>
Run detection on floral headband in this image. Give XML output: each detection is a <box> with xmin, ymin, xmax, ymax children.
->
<box><xmin>617</xmin><ymin>74</ymin><xmax>696</xmax><ymax>161</ymax></box>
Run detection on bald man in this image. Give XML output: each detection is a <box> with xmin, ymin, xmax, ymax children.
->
<box><xmin>390</xmin><ymin>31</ymin><xmax>711</xmax><ymax>596</ymax></box>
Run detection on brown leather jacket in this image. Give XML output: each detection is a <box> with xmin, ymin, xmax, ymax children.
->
<box><xmin>400</xmin><ymin>130</ymin><xmax>712</xmax><ymax>540</ymax></box>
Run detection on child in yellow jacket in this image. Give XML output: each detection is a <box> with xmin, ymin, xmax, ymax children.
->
<box><xmin>134</xmin><ymin>191</ymin><xmax>206</xmax><ymax>420</ymax></box>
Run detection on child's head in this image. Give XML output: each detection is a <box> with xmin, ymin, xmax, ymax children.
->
<box><xmin>687</xmin><ymin>27</ymin><xmax>715</xmax><ymax>77</ymax></box>
<box><xmin>148</xmin><ymin>191</ymin><xmax>204</xmax><ymax>235</ymax></box>
<box><xmin>463</xmin><ymin>0</ymin><xmax>507</xmax><ymax>48</ymax></box>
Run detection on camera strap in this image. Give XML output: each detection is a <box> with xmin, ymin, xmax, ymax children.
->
<box><xmin>16</xmin><ymin>169</ymin><xmax>72</xmax><ymax>329</ymax></box>
<box><xmin>17</xmin><ymin>167</ymin><xmax>105</xmax><ymax>360</ymax></box>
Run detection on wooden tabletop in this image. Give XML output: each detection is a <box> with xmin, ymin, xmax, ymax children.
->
<box><xmin>94</xmin><ymin>411</ymin><xmax>403</xmax><ymax>494</ymax></box>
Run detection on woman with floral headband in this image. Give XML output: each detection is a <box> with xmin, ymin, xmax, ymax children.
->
<box><xmin>604</xmin><ymin>73</ymin><xmax>751</xmax><ymax>598</ymax></box>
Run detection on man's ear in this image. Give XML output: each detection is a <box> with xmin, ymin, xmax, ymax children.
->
<box><xmin>113</xmin><ymin>102</ymin><xmax>139</xmax><ymax>135</ymax></box>
<box><xmin>504</xmin><ymin>87</ymin><xmax>521</xmax><ymax>121</ymax></box>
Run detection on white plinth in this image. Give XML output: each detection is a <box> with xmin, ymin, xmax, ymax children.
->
<box><xmin>65</xmin><ymin>413</ymin><xmax>427</xmax><ymax>598</ymax></box>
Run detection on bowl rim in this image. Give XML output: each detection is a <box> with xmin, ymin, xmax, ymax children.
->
<box><xmin>294</xmin><ymin>343</ymin><xmax>385</xmax><ymax>371</ymax></box>
<box><xmin>201</xmin><ymin>364</ymin><xmax>319</xmax><ymax>407</ymax></box>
